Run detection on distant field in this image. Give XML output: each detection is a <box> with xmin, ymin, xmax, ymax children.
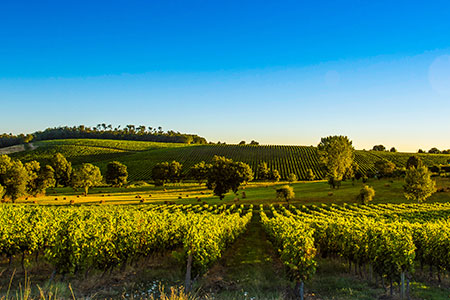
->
<box><xmin>11</xmin><ymin>138</ymin><xmax>450</xmax><ymax>181</ymax></box>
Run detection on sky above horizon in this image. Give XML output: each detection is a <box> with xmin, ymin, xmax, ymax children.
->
<box><xmin>1</xmin><ymin>0</ymin><xmax>450</xmax><ymax>152</ymax></box>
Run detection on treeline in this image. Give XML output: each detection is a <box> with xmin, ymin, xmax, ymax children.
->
<box><xmin>0</xmin><ymin>124</ymin><xmax>208</xmax><ymax>148</ymax></box>
<box><xmin>0</xmin><ymin>153</ymin><xmax>129</xmax><ymax>202</ymax></box>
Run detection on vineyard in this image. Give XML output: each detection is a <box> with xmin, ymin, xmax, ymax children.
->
<box><xmin>261</xmin><ymin>202</ymin><xmax>450</xmax><ymax>298</ymax></box>
<box><xmin>11</xmin><ymin>139</ymin><xmax>450</xmax><ymax>181</ymax></box>
<box><xmin>1</xmin><ymin>202</ymin><xmax>450</xmax><ymax>299</ymax></box>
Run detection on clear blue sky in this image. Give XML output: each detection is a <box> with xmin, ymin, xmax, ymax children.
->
<box><xmin>1</xmin><ymin>0</ymin><xmax>450</xmax><ymax>151</ymax></box>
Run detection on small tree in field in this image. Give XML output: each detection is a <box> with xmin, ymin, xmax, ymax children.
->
<box><xmin>306</xmin><ymin>169</ymin><xmax>315</xmax><ymax>181</ymax></box>
<box><xmin>152</xmin><ymin>162</ymin><xmax>170</xmax><ymax>186</ymax></box>
<box><xmin>50</xmin><ymin>153</ymin><xmax>72</xmax><ymax>187</ymax></box>
<box><xmin>105</xmin><ymin>161</ymin><xmax>128</xmax><ymax>187</ymax></box>
<box><xmin>270</xmin><ymin>169</ymin><xmax>281</xmax><ymax>182</ymax></box>
<box><xmin>374</xmin><ymin>159</ymin><xmax>396</xmax><ymax>178</ymax></box>
<box><xmin>190</xmin><ymin>161</ymin><xmax>210</xmax><ymax>185</ymax></box>
<box><xmin>288</xmin><ymin>173</ymin><xmax>297</xmax><ymax>183</ymax></box>
<box><xmin>206</xmin><ymin>156</ymin><xmax>253</xmax><ymax>200</ymax></box>
<box><xmin>357</xmin><ymin>185</ymin><xmax>375</xmax><ymax>204</ymax></box>
<box><xmin>406</xmin><ymin>156</ymin><xmax>423</xmax><ymax>169</ymax></box>
<box><xmin>403</xmin><ymin>165</ymin><xmax>436</xmax><ymax>203</ymax></box>
<box><xmin>258</xmin><ymin>162</ymin><xmax>269</xmax><ymax>180</ymax></box>
<box><xmin>276</xmin><ymin>185</ymin><xmax>295</xmax><ymax>202</ymax></box>
<box><xmin>71</xmin><ymin>163</ymin><xmax>103</xmax><ymax>195</ymax></box>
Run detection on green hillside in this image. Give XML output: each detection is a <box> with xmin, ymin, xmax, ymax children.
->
<box><xmin>11</xmin><ymin>139</ymin><xmax>450</xmax><ymax>181</ymax></box>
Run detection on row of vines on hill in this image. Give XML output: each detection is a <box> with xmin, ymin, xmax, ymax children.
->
<box><xmin>13</xmin><ymin>139</ymin><xmax>450</xmax><ymax>181</ymax></box>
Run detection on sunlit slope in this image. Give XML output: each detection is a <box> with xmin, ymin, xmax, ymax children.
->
<box><xmin>11</xmin><ymin>139</ymin><xmax>450</xmax><ymax>181</ymax></box>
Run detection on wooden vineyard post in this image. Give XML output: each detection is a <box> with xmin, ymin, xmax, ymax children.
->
<box><xmin>400</xmin><ymin>271</ymin><xmax>405</xmax><ymax>299</ymax></box>
<box><xmin>185</xmin><ymin>252</ymin><xmax>193</xmax><ymax>292</ymax></box>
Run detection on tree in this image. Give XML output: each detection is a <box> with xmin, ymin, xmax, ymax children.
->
<box><xmin>390</xmin><ymin>147</ymin><xmax>397</xmax><ymax>152</ymax></box>
<box><xmin>374</xmin><ymin>160</ymin><xmax>396</xmax><ymax>177</ymax></box>
<box><xmin>288</xmin><ymin>173</ymin><xmax>297</xmax><ymax>183</ymax></box>
<box><xmin>105</xmin><ymin>161</ymin><xmax>128</xmax><ymax>187</ymax></box>
<box><xmin>71</xmin><ymin>163</ymin><xmax>103</xmax><ymax>195</ymax></box>
<box><xmin>169</xmin><ymin>161</ymin><xmax>183</xmax><ymax>183</ymax></box>
<box><xmin>372</xmin><ymin>145</ymin><xmax>386</xmax><ymax>151</ymax></box>
<box><xmin>357</xmin><ymin>185</ymin><xmax>375</xmax><ymax>205</ymax></box>
<box><xmin>257</xmin><ymin>162</ymin><xmax>270</xmax><ymax>180</ymax></box>
<box><xmin>403</xmin><ymin>165</ymin><xmax>436</xmax><ymax>203</ymax></box>
<box><xmin>238</xmin><ymin>141</ymin><xmax>246</xmax><ymax>145</ymax></box>
<box><xmin>318</xmin><ymin>136</ymin><xmax>354</xmax><ymax>187</ymax></box>
<box><xmin>428</xmin><ymin>147</ymin><xmax>441</xmax><ymax>154</ymax></box>
<box><xmin>25</xmin><ymin>161</ymin><xmax>55</xmax><ymax>196</ymax></box>
<box><xmin>152</xmin><ymin>162</ymin><xmax>170</xmax><ymax>186</ymax></box>
<box><xmin>206</xmin><ymin>156</ymin><xmax>253</xmax><ymax>200</ymax></box>
<box><xmin>418</xmin><ymin>149</ymin><xmax>425</xmax><ymax>153</ymax></box>
<box><xmin>276</xmin><ymin>185</ymin><xmax>295</xmax><ymax>202</ymax></box>
<box><xmin>50</xmin><ymin>153</ymin><xmax>72</xmax><ymax>187</ymax></box>
<box><xmin>306</xmin><ymin>169</ymin><xmax>315</xmax><ymax>181</ymax></box>
<box><xmin>270</xmin><ymin>169</ymin><xmax>281</xmax><ymax>182</ymax></box>
<box><xmin>250</xmin><ymin>140</ymin><xmax>259</xmax><ymax>145</ymax></box>
<box><xmin>190</xmin><ymin>161</ymin><xmax>210</xmax><ymax>185</ymax></box>
<box><xmin>406</xmin><ymin>156</ymin><xmax>423</xmax><ymax>169</ymax></box>
<box><xmin>0</xmin><ymin>157</ymin><xmax>29</xmax><ymax>202</ymax></box>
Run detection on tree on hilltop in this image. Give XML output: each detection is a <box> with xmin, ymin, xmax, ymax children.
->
<box><xmin>105</xmin><ymin>161</ymin><xmax>128</xmax><ymax>187</ymax></box>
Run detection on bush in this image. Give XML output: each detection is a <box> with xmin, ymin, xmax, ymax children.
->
<box><xmin>276</xmin><ymin>185</ymin><xmax>295</xmax><ymax>202</ymax></box>
<box><xmin>357</xmin><ymin>185</ymin><xmax>375</xmax><ymax>204</ymax></box>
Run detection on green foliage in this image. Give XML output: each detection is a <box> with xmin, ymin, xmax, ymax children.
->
<box><xmin>71</xmin><ymin>163</ymin><xmax>103</xmax><ymax>195</ymax></box>
<box><xmin>50</xmin><ymin>153</ymin><xmax>72</xmax><ymax>187</ymax></box>
<box><xmin>428</xmin><ymin>147</ymin><xmax>441</xmax><ymax>154</ymax></box>
<box><xmin>190</xmin><ymin>161</ymin><xmax>210</xmax><ymax>184</ymax></box>
<box><xmin>25</xmin><ymin>161</ymin><xmax>55</xmax><ymax>195</ymax></box>
<box><xmin>276</xmin><ymin>185</ymin><xmax>295</xmax><ymax>202</ymax></box>
<box><xmin>390</xmin><ymin>147</ymin><xmax>397</xmax><ymax>152</ymax></box>
<box><xmin>374</xmin><ymin>159</ymin><xmax>396</xmax><ymax>177</ymax></box>
<box><xmin>288</xmin><ymin>173</ymin><xmax>297</xmax><ymax>183</ymax></box>
<box><xmin>0</xmin><ymin>155</ymin><xmax>29</xmax><ymax>201</ymax></box>
<box><xmin>206</xmin><ymin>156</ymin><xmax>253</xmax><ymax>200</ymax></box>
<box><xmin>357</xmin><ymin>185</ymin><xmax>375</xmax><ymax>204</ymax></box>
<box><xmin>257</xmin><ymin>162</ymin><xmax>269</xmax><ymax>180</ymax></box>
<box><xmin>372</xmin><ymin>145</ymin><xmax>386</xmax><ymax>151</ymax></box>
<box><xmin>269</xmin><ymin>169</ymin><xmax>281</xmax><ymax>182</ymax></box>
<box><xmin>404</xmin><ymin>165</ymin><xmax>436</xmax><ymax>203</ymax></box>
<box><xmin>306</xmin><ymin>168</ymin><xmax>315</xmax><ymax>181</ymax></box>
<box><xmin>105</xmin><ymin>161</ymin><xmax>128</xmax><ymax>187</ymax></box>
<box><xmin>318</xmin><ymin>136</ymin><xmax>355</xmax><ymax>181</ymax></box>
<box><xmin>406</xmin><ymin>156</ymin><xmax>423</xmax><ymax>169</ymax></box>
<box><xmin>152</xmin><ymin>161</ymin><xmax>183</xmax><ymax>186</ymax></box>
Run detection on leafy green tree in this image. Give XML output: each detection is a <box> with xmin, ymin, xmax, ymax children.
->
<box><xmin>190</xmin><ymin>161</ymin><xmax>210</xmax><ymax>185</ymax></box>
<box><xmin>390</xmin><ymin>147</ymin><xmax>397</xmax><ymax>152</ymax></box>
<box><xmin>306</xmin><ymin>169</ymin><xmax>315</xmax><ymax>181</ymax></box>
<box><xmin>25</xmin><ymin>161</ymin><xmax>55</xmax><ymax>196</ymax></box>
<box><xmin>357</xmin><ymin>185</ymin><xmax>375</xmax><ymax>204</ymax></box>
<box><xmin>372</xmin><ymin>145</ymin><xmax>386</xmax><ymax>151</ymax></box>
<box><xmin>50</xmin><ymin>153</ymin><xmax>72</xmax><ymax>187</ymax></box>
<box><xmin>406</xmin><ymin>156</ymin><xmax>423</xmax><ymax>169</ymax></box>
<box><xmin>403</xmin><ymin>165</ymin><xmax>436</xmax><ymax>203</ymax></box>
<box><xmin>270</xmin><ymin>169</ymin><xmax>281</xmax><ymax>182</ymax></box>
<box><xmin>428</xmin><ymin>147</ymin><xmax>441</xmax><ymax>154</ymax></box>
<box><xmin>152</xmin><ymin>162</ymin><xmax>170</xmax><ymax>186</ymax></box>
<box><xmin>238</xmin><ymin>141</ymin><xmax>246</xmax><ymax>145</ymax></box>
<box><xmin>105</xmin><ymin>161</ymin><xmax>128</xmax><ymax>187</ymax></box>
<box><xmin>374</xmin><ymin>160</ymin><xmax>396</xmax><ymax>177</ymax></box>
<box><xmin>318</xmin><ymin>136</ymin><xmax>354</xmax><ymax>187</ymax></box>
<box><xmin>257</xmin><ymin>162</ymin><xmax>269</xmax><ymax>180</ymax></box>
<box><xmin>276</xmin><ymin>185</ymin><xmax>295</xmax><ymax>202</ymax></box>
<box><xmin>168</xmin><ymin>161</ymin><xmax>183</xmax><ymax>183</ymax></box>
<box><xmin>288</xmin><ymin>173</ymin><xmax>297</xmax><ymax>183</ymax></box>
<box><xmin>71</xmin><ymin>163</ymin><xmax>103</xmax><ymax>195</ymax></box>
<box><xmin>206</xmin><ymin>156</ymin><xmax>253</xmax><ymax>200</ymax></box>
<box><xmin>250</xmin><ymin>140</ymin><xmax>259</xmax><ymax>145</ymax></box>
<box><xmin>0</xmin><ymin>156</ymin><xmax>29</xmax><ymax>202</ymax></box>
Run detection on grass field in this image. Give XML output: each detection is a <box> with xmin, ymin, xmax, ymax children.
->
<box><xmin>10</xmin><ymin>138</ymin><xmax>450</xmax><ymax>182</ymax></box>
<box><xmin>17</xmin><ymin>177</ymin><xmax>450</xmax><ymax>207</ymax></box>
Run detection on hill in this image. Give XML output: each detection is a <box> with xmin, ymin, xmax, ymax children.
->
<box><xmin>11</xmin><ymin>138</ymin><xmax>450</xmax><ymax>181</ymax></box>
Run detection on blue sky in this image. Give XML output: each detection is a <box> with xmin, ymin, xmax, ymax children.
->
<box><xmin>1</xmin><ymin>0</ymin><xmax>450</xmax><ymax>151</ymax></box>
